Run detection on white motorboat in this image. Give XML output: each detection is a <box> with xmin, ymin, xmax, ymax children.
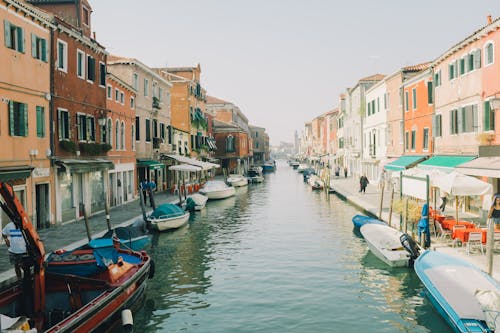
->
<box><xmin>185</xmin><ymin>193</ymin><xmax>208</xmax><ymax>211</ymax></box>
<box><xmin>247</xmin><ymin>166</ymin><xmax>264</xmax><ymax>183</ymax></box>
<box><xmin>226</xmin><ymin>174</ymin><xmax>248</xmax><ymax>187</ymax></box>
<box><xmin>360</xmin><ymin>224</ymin><xmax>413</xmax><ymax>267</ymax></box>
<box><xmin>199</xmin><ymin>180</ymin><xmax>236</xmax><ymax>200</ymax></box>
<box><xmin>307</xmin><ymin>175</ymin><xmax>324</xmax><ymax>190</ymax></box>
<box><xmin>147</xmin><ymin>203</ymin><xmax>190</xmax><ymax>231</ymax></box>
<box><xmin>297</xmin><ymin>164</ymin><xmax>309</xmax><ymax>173</ymax></box>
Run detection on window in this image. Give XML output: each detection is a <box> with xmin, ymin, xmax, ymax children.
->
<box><xmin>132</xmin><ymin>73</ymin><xmax>138</xmax><ymax>90</ymax></box>
<box><xmin>448</xmin><ymin>61</ymin><xmax>456</xmax><ymax>80</ymax></box>
<box><xmin>423</xmin><ymin>128</ymin><xmax>429</xmax><ymax>150</ymax></box>
<box><xmin>473</xmin><ymin>49</ymin><xmax>481</xmax><ymax>70</ymax></box>
<box><xmin>135</xmin><ymin>116</ymin><xmax>140</xmax><ymax>140</ymax></box>
<box><xmin>405</xmin><ymin>91</ymin><xmax>409</xmax><ymax>111</ymax></box>
<box><xmin>450</xmin><ymin>109</ymin><xmax>459</xmax><ymax>134</ymax></box>
<box><xmin>399</xmin><ymin>121</ymin><xmax>404</xmax><ymax>144</ymax></box>
<box><xmin>130</xmin><ymin>96</ymin><xmax>135</xmax><ymax>109</ymax></box>
<box><xmin>57</xmin><ymin>40</ymin><xmax>68</xmax><ymax>72</ymax></box>
<box><xmin>8</xmin><ymin>101</ymin><xmax>28</xmax><ymax>137</ymax></box>
<box><xmin>106</xmin><ymin>118</ymin><xmax>112</xmax><ymax>146</ymax></box>
<box><xmin>226</xmin><ymin>135</ymin><xmax>235</xmax><ymax>152</ymax></box>
<box><xmin>99</xmin><ymin>62</ymin><xmax>106</xmax><ymax>86</ymax></box>
<box><xmin>433</xmin><ymin>114</ymin><xmax>442</xmax><ymax>137</ymax></box>
<box><xmin>36</xmin><ymin>106</ymin><xmax>45</xmax><ymax>137</ymax></box>
<box><xmin>412</xmin><ymin>88</ymin><xmax>417</xmax><ymax>109</ymax></box>
<box><xmin>87</xmin><ymin>55</ymin><xmax>95</xmax><ymax>81</ymax></box>
<box><xmin>367</xmin><ymin>102</ymin><xmax>371</xmax><ymax>116</ymax></box>
<box><xmin>107</xmin><ymin>85</ymin><xmax>112</xmax><ymax>99</ymax></box>
<box><xmin>115</xmin><ymin>89</ymin><xmax>119</xmax><ymax>101</ymax></box>
<box><xmin>121</xmin><ymin>121</ymin><xmax>125</xmax><ymax>150</ymax></box>
<box><xmin>167</xmin><ymin>125</ymin><xmax>172</xmax><ymax>144</ymax></box>
<box><xmin>485</xmin><ymin>42</ymin><xmax>494</xmax><ymax>65</ymax></box>
<box><xmin>405</xmin><ymin>131</ymin><xmax>409</xmax><ymax>150</ymax></box>
<box><xmin>87</xmin><ymin>116</ymin><xmax>95</xmax><ymax>141</ymax></box>
<box><xmin>144</xmin><ymin>79</ymin><xmax>149</xmax><ymax>97</ymax></box>
<box><xmin>120</xmin><ymin>92</ymin><xmax>124</xmax><ymax>104</ymax></box>
<box><xmin>460</xmin><ymin>104</ymin><xmax>478</xmax><ymax>133</ymax></box>
<box><xmin>384</xmin><ymin>93</ymin><xmax>388</xmax><ymax>109</ymax></box>
<box><xmin>459</xmin><ymin>57</ymin><xmax>466</xmax><ymax>75</ymax></box>
<box><xmin>82</xmin><ymin>6</ymin><xmax>90</xmax><ymax>26</ymax></box>
<box><xmin>411</xmin><ymin>129</ymin><xmax>416</xmax><ymax>151</ymax></box>
<box><xmin>77</xmin><ymin>50</ymin><xmax>85</xmax><ymax>79</ymax></box>
<box><xmin>434</xmin><ymin>70</ymin><xmax>441</xmax><ymax>87</ymax></box>
<box><xmin>152</xmin><ymin>119</ymin><xmax>158</xmax><ymax>138</ymax></box>
<box><xmin>376</xmin><ymin>98</ymin><xmax>380</xmax><ymax>113</ymax></box>
<box><xmin>145</xmin><ymin>119</ymin><xmax>151</xmax><ymax>142</ymax></box>
<box><xmin>4</xmin><ymin>21</ymin><xmax>24</xmax><ymax>53</ymax></box>
<box><xmin>31</xmin><ymin>34</ymin><xmax>47</xmax><ymax>61</ymax></box>
<box><xmin>58</xmin><ymin>109</ymin><xmax>70</xmax><ymax>140</ymax></box>
<box><xmin>427</xmin><ymin>81</ymin><xmax>433</xmax><ymax>104</ymax></box>
<box><xmin>77</xmin><ymin>114</ymin><xmax>87</xmax><ymax>141</ymax></box>
<box><xmin>484</xmin><ymin>101</ymin><xmax>495</xmax><ymax>131</ymax></box>
<box><xmin>131</xmin><ymin>125</ymin><xmax>136</xmax><ymax>150</ymax></box>
<box><xmin>160</xmin><ymin>123</ymin><xmax>165</xmax><ymax>140</ymax></box>
<box><xmin>115</xmin><ymin>120</ymin><xmax>119</xmax><ymax>150</ymax></box>
<box><xmin>159</xmin><ymin>87</ymin><xmax>163</xmax><ymax>102</ymax></box>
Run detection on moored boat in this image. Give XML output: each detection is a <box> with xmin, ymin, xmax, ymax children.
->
<box><xmin>262</xmin><ymin>161</ymin><xmax>276</xmax><ymax>173</ymax></box>
<box><xmin>415</xmin><ymin>250</ymin><xmax>499</xmax><ymax>333</ymax></box>
<box><xmin>308</xmin><ymin>175</ymin><xmax>324</xmax><ymax>190</ymax></box>
<box><xmin>199</xmin><ymin>180</ymin><xmax>236</xmax><ymax>200</ymax></box>
<box><xmin>352</xmin><ymin>214</ymin><xmax>387</xmax><ymax>229</ymax></box>
<box><xmin>226</xmin><ymin>174</ymin><xmax>249</xmax><ymax>187</ymax></box>
<box><xmin>247</xmin><ymin>166</ymin><xmax>264</xmax><ymax>183</ymax></box>
<box><xmin>0</xmin><ymin>182</ymin><xmax>152</xmax><ymax>332</ymax></box>
<box><xmin>146</xmin><ymin>203</ymin><xmax>190</xmax><ymax>231</ymax></box>
<box><xmin>360</xmin><ymin>223</ymin><xmax>418</xmax><ymax>267</ymax></box>
<box><xmin>185</xmin><ymin>193</ymin><xmax>208</xmax><ymax>211</ymax></box>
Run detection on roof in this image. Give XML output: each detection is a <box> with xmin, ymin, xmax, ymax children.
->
<box><xmin>108</xmin><ymin>55</ymin><xmax>172</xmax><ymax>87</ymax></box>
<box><xmin>206</xmin><ymin>95</ymin><xmax>231</xmax><ymax>104</ymax></box>
<box><xmin>27</xmin><ymin>0</ymin><xmax>75</xmax><ymax>3</ymax></box>
<box><xmin>359</xmin><ymin>73</ymin><xmax>385</xmax><ymax>82</ymax></box>
<box><xmin>401</xmin><ymin>61</ymin><xmax>432</xmax><ymax>72</ymax></box>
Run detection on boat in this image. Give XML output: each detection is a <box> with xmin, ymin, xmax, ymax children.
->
<box><xmin>0</xmin><ymin>181</ymin><xmax>152</xmax><ymax>332</ymax></box>
<box><xmin>352</xmin><ymin>214</ymin><xmax>387</xmax><ymax>229</ymax></box>
<box><xmin>360</xmin><ymin>223</ymin><xmax>419</xmax><ymax>267</ymax></box>
<box><xmin>415</xmin><ymin>250</ymin><xmax>500</xmax><ymax>333</ymax></box>
<box><xmin>199</xmin><ymin>180</ymin><xmax>236</xmax><ymax>200</ymax></box>
<box><xmin>226</xmin><ymin>174</ymin><xmax>249</xmax><ymax>187</ymax></box>
<box><xmin>308</xmin><ymin>175</ymin><xmax>324</xmax><ymax>190</ymax></box>
<box><xmin>146</xmin><ymin>203</ymin><xmax>190</xmax><ymax>231</ymax></box>
<box><xmin>185</xmin><ymin>193</ymin><xmax>208</xmax><ymax>211</ymax></box>
<box><xmin>290</xmin><ymin>161</ymin><xmax>300</xmax><ymax>169</ymax></box>
<box><xmin>97</xmin><ymin>223</ymin><xmax>151</xmax><ymax>251</ymax></box>
<box><xmin>297</xmin><ymin>164</ymin><xmax>309</xmax><ymax>173</ymax></box>
<box><xmin>262</xmin><ymin>161</ymin><xmax>276</xmax><ymax>173</ymax></box>
<box><xmin>247</xmin><ymin>166</ymin><xmax>264</xmax><ymax>183</ymax></box>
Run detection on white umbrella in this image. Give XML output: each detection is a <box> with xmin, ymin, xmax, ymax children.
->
<box><xmin>169</xmin><ymin>164</ymin><xmax>202</xmax><ymax>172</ymax></box>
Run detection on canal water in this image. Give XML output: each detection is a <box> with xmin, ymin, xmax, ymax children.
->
<box><xmin>130</xmin><ymin>161</ymin><xmax>453</xmax><ymax>333</ymax></box>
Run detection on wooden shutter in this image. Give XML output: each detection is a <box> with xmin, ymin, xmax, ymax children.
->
<box><xmin>4</xmin><ymin>20</ymin><xmax>11</xmax><ymax>48</ymax></box>
<box><xmin>8</xmin><ymin>101</ymin><xmax>14</xmax><ymax>136</ymax></box>
<box><xmin>31</xmin><ymin>33</ymin><xmax>37</xmax><ymax>58</ymax></box>
<box><xmin>484</xmin><ymin>101</ymin><xmax>491</xmax><ymax>131</ymax></box>
<box><xmin>36</xmin><ymin>106</ymin><xmax>41</xmax><ymax>137</ymax></box>
<box><xmin>17</xmin><ymin>26</ymin><xmax>24</xmax><ymax>53</ymax></box>
<box><xmin>427</xmin><ymin>81</ymin><xmax>433</xmax><ymax>104</ymax></box>
<box><xmin>21</xmin><ymin>103</ymin><xmax>28</xmax><ymax>136</ymax></box>
<box><xmin>41</xmin><ymin>38</ymin><xmax>47</xmax><ymax>62</ymax></box>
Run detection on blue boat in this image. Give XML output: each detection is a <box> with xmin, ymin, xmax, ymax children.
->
<box><xmin>98</xmin><ymin>224</ymin><xmax>151</xmax><ymax>251</ymax></box>
<box><xmin>352</xmin><ymin>214</ymin><xmax>386</xmax><ymax>229</ymax></box>
<box><xmin>262</xmin><ymin>161</ymin><xmax>276</xmax><ymax>173</ymax></box>
<box><xmin>415</xmin><ymin>250</ymin><xmax>499</xmax><ymax>333</ymax></box>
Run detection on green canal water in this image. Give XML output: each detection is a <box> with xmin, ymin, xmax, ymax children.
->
<box><xmin>130</xmin><ymin>161</ymin><xmax>453</xmax><ymax>333</ymax></box>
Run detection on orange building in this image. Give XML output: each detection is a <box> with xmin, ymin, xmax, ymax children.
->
<box><xmin>0</xmin><ymin>0</ymin><xmax>55</xmax><ymax>229</ymax></box>
<box><xmin>105</xmin><ymin>73</ymin><xmax>137</xmax><ymax>207</ymax></box>
<box><xmin>402</xmin><ymin>67</ymin><xmax>433</xmax><ymax>155</ymax></box>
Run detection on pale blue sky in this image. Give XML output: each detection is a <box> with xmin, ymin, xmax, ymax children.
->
<box><xmin>91</xmin><ymin>1</ymin><xmax>500</xmax><ymax>144</ymax></box>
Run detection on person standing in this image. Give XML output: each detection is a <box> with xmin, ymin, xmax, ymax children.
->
<box><xmin>439</xmin><ymin>189</ymin><xmax>448</xmax><ymax>212</ymax></box>
<box><xmin>140</xmin><ymin>180</ymin><xmax>149</xmax><ymax>205</ymax></box>
<box><xmin>360</xmin><ymin>175</ymin><xmax>369</xmax><ymax>194</ymax></box>
<box><xmin>344</xmin><ymin>167</ymin><xmax>348</xmax><ymax>178</ymax></box>
<box><xmin>2</xmin><ymin>222</ymin><xmax>27</xmax><ymax>279</ymax></box>
<box><xmin>147</xmin><ymin>180</ymin><xmax>157</xmax><ymax>208</ymax></box>
<box><xmin>417</xmin><ymin>203</ymin><xmax>431</xmax><ymax>248</ymax></box>
<box><xmin>488</xmin><ymin>194</ymin><xmax>500</xmax><ymax>231</ymax></box>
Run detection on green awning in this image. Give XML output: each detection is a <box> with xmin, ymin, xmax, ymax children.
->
<box><xmin>0</xmin><ymin>165</ymin><xmax>33</xmax><ymax>182</ymax></box>
<box><xmin>384</xmin><ymin>155</ymin><xmax>427</xmax><ymax>171</ymax></box>
<box><xmin>417</xmin><ymin>155</ymin><xmax>476</xmax><ymax>171</ymax></box>
<box><xmin>137</xmin><ymin>159</ymin><xmax>165</xmax><ymax>170</ymax></box>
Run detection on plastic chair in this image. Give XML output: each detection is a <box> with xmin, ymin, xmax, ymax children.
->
<box><xmin>435</xmin><ymin>222</ymin><xmax>451</xmax><ymax>241</ymax></box>
<box><xmin>465</xmin><ymin>232</ymin><xmax>484</xmax><ymax>255</ymax></box>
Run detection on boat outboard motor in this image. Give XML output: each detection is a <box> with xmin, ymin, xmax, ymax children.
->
<box><xmin>400</xmin><ymin>233</ymin><xmax>420</xmax><ymax>266</ymax></box>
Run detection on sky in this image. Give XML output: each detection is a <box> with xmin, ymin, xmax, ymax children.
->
<box><xmin>90</xmin><ymin>1</ymin><xmax>500</xmax><ymax>145</ymax></box>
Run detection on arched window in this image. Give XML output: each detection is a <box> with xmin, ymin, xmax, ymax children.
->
<box><xmin>131</xmin><ymin>125</ymin><xmax>135</xmax><ymax>150</ymax></box>
<box><xmin>226</xmin><ymin>135</ymin><xmax>235</xmax><ymax>152</ymax></box>
<box><xmin>121</xmin><ymin>121</ymin><xmax>125</xmax><ymax>150</ymax></box>
<box><xmin>107</xmin><ymin>118</ymin><xmax>112</xmax><ymax>147</ymax></box>
<box><xmin>115</xmin><ymin>120</ymin><xmax>120</xmax><ymax>150</ymax></box>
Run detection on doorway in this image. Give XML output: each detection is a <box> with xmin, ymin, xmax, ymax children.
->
<box><xmin>35</xmin><ymin>184</ymin><xmax>50</xmax><ymax>229</ymax></box>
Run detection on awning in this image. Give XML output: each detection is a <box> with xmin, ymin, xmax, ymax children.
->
<box><xmin>455</xmin><ymin>157</ymin><xmax>500</xmax><ymax>178</ymax></box>
<box><xmin>384</xmin><ymin>155</ymin><xmax>427</xmax><ymax>171</ymax></box>
<box><xmin>207</xmin><ymin>138</ymin><xmax>217</xmax><ymax>151</ymax></box>
<box><xmin>417</xmin><ymin>155</ymin><xmax>476</xmax><ymax>173</ymax></box>
<box><xmin>162</xmin><ymin>154</ymin><xmax>220</xmax><ymax>170</ymax></box>
<box><xmin>137</xmin><ymin>159</ymin><xmax>165</xmax><ymax>170</ymax></box>
<box><xmin>0</xmin><ymin>165</ymin><xmax>33</xmax><ymax>182</ymax></box>
<box><xmin>56</xmin><ymin>159</ymin><xmax>114</xmax><ymax>173</ymax></box>
<box><xmin>169</xmin><ymin>164</ymin><xmax>202</xmax><ymax>172</ymax></box>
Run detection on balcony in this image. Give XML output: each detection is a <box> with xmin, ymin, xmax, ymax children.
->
<box><xmin>152</xmin><ymin>97</ymin><xmax>161</xmax><ymax>110</ymax></box>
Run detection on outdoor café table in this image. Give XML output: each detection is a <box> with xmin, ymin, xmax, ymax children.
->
<box><xmin>452</xmin><ymin>228</ymin><xmax>487</xmax><ymax>244</ymax></box>
<box><xmin>441</xmin><ymin>219</ymin><xmax>476</xmax><ymax>230</ymax></box>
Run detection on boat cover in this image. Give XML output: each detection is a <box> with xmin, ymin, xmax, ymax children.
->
<box><xmin>150</xmin><ymin>203</ymin><xmax>185</xmax><ymax>219</ymax></box>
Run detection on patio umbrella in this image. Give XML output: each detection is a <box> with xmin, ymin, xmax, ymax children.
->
<box><xmin>433</xmin><ymin>171</ymin><xmax>492</xmax><ymax>221</ymax></box>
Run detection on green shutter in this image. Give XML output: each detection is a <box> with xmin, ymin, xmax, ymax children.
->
<box><xmin>31</xmin><ymin>33</ymin><xmax>36</xmax><ymax>58</ymax></box>
<box><xmin>4</xmin><ymin>20</ymin><xmax>11</xmax><ymax>48</ymax></box>
<box><xmin>484</xmin><ymin>101</ymin><xmax>491</xmax><ymax>131</ymax></box>
<box><xmin>427</xmin><ymin>81</ymin><xmax>433</xmax><ymax>104</ymax></box>
<box><xmin>22</xmin><ymin>103</ymin><xmax>28</xmax><ymax>136</ymax></box>
<box><xmin>17</xmin><ymin>26</ymin><xmax>24</xmax><ymax>53</ymax></box>
<box><xmin>8</xmin><ymin>101</ymin><xmax>14</xmax><ymax>136</ymax></box>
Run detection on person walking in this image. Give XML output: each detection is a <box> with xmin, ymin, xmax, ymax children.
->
<box><xmin>360</xmin><ymin>175</ymin><xmax>369</xmax><ymax>194</ymax></box>
<box><xmin>140</xmin><ymin>180</ymin><xmax>149</xmax><ymax>205</ymax></box>
<box><xmin>439</xmin><ymin>189</ymin><xmax>448</xmax><ymax>212</ymax></box>
<box><xmin>2</xmin><ymin>221</ymin><xmax>27</xmax><ymax>279</ymax></box>
<box><xmin>147</xmin><ymin>180</ymin><xmax>157</xmax><ymax>208</ymax></box>
<box><xmin>487</xmin><ymin>194</ymin><xmax>500</xmax><ymax>231</ymax></box>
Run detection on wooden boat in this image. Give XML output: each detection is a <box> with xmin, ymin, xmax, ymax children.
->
<box><xmin>297</xmin><ymin>164</ymin><xmax>309</xmax><ymax>173</ymax></box>
<box><xmin>146</xmin><ymin>203</ymin><xmax>190</xmax><ymax>231</ymax></box>
<box><xmin>308</xmin><ymin>175</ymin><xmax>324</xmax><ymax>190</ymax></box>
<box><xmin>360</xmin><ymin>224</ymin><xmax>416</xmax><ymax>267</ymax></box>
<box><xmin>199</xmin><ymin>180</ymin><xmax>236</xmax><ymax>200</ymax></box>
<box><xmin>226</xmin><ymin>174</ymin><xmax>248</xmax><ymax>187</ymax></box>
<box><xmin>98</xmin><ymin>223</ymin><xmax>150</xmax><ymax>251</ymax></box>
<box><xmin>185</xmin><ymin>193</ymin><xmax>208</xmax><ymax>211</ymax></box>
<box><xmin>352</xmin><ymin>214</ymin><xmax>386</xmax><ymax>229</ymax></box>
<box><xmin>415</xmin><ymin>250</ymin><xmax>499</xmax><ymax>333</ymax></box>
<box><xmin>0</xmin><ymin>182</ymin><xmax>153</xmax><ymax>332</ymax></box>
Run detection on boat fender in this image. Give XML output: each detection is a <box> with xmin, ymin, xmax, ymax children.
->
<box><xmin>148</xmin><ymin>259</ymin><xmax>155</xmax><ymax>279</ymax></box>
<box><xmin>399</xmin><ymin>233</ymin><xmax>420</xmax><ymax>263</ymax></box>
<box><xmin>121</xmin><ymin>309</ymin><xmax>133</xmax><ymax>330</ymax></box>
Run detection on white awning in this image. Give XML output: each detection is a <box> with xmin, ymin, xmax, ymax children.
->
<box><xmin>163</xmin><ymin>154</ymin><xmax>220</xmax><ymax>170</ymax></box>
<box><xmin>455</xmin><ymin>156</ymin><xmax>500</xmax><ymax>178</ymax></box>
<box><xmin>169</xmin><ymin>164</ymin><xmax>202</xmax><ymax>172</ymax></box>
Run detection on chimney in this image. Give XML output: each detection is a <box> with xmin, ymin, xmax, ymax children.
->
<box><xmin>93</xmin><ymin>31</ymin><xmax>96</xmax><ymax>40</ymax></box>
<box><xmin>487</xmin><ymin>15</ymin><xmax>492</xmax><ymax>24</ymax></box>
